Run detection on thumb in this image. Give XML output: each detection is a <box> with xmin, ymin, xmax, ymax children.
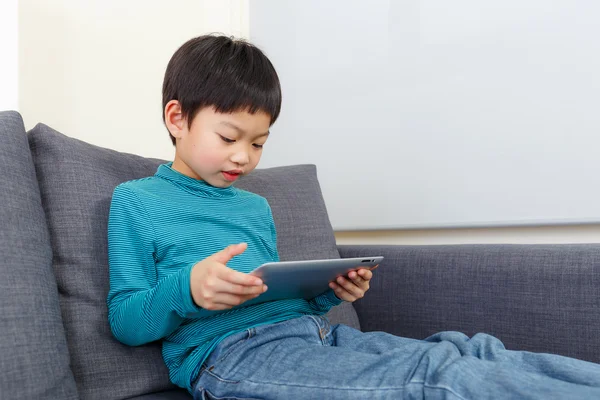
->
<box><xmin>212</xmin><ymin>243</ymin><xmax>247</xmax><ymax>264</ymax></box>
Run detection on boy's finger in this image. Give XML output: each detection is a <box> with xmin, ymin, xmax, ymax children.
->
<box><xmin>336</xmin><ymin>276</ymin><xmax>363</xmax><ymax>296</ymax></box>
<box><xmin>208</xmin><ymin>292</ymin><xmax>263</xmax><ymax>310</ymax></box>
<box><xmin>212</xmin><ymin>293</ymin><xmax>249</xmax><ymax>307</ymax></box>
<box><xmin>347</xmin><ymin>269</ymin><xmax>370</xmax><ymax>283</ymax></box>
<box><xmin>357</xmin><ymin>268</ymin><xmax>373</xmax><ymax>280</ymax></box>
<box><xmin>204</xmin><ymin>303</ymin><xmax>230</xmax><ymax>311</ymax></box>
<box><xmin>329</xmin><ymin>282</ymin><xmax>353</xmax><ymax>302</ymax></box>
<box><xmin>217</xmin><ymin>281</ymin><xmax>267</xmax><ymax>296</ymax></box>
<box><xmin>212</xmin><ymin>243</ymin><xmax>248</xmax><ymax>264</ymax></box>
<box><xmin>220</xmin><ymin>268</ymin><xmax>263</xmax><ymax>286</ymax></box>
<box><xmin>215</xmin><ymin>290</ymin><xmax>266</xmax><ymax>307</ymax></box>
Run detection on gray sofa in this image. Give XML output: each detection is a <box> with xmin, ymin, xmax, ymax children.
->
<box><xmin>1</xmin><ymin>109</ymin><xmax>599</xmax><ymax>400</ymax></box>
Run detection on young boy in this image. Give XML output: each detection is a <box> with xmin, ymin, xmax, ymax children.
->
<box><xmin>108</xmin><ymin>35</ymin><xmax>600</xmax><ymax>399</ymax></box>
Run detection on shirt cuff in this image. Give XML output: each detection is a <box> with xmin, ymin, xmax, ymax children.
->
<box><xmin>323</xmin><ymin>288</ymin><xmax>344</xmax><ymax>307</ymax></box>
<box><xmin>179</xmin><ymin>262</ymin><xmax>203</xmax><ymax>316</ymax></box>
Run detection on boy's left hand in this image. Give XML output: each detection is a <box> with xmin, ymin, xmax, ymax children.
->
<box><xmin>329</xmin><ymin>266</ymin><xmax>377</xmax><ymax>302</ymax></box>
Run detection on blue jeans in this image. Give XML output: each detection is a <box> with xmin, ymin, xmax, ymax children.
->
<box><xmin>193</xmin><ymin>315</ymin><xmax>600</xmax><ymax>399</ymax></box>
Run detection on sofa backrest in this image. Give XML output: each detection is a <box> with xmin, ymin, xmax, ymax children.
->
<box><xmin>344</xmin><ymin>243</ymin><xmax>600</xmax><ymax>365</ymax></box>
<box><xmin>0</xmin><ymin>111</ymin><xmax>79</xmax><ymax>400</ymax></box>
<box><xmin>26</xmin><ymin>122</ymin><xmax>358</xmax><ymax>399</ymax></box>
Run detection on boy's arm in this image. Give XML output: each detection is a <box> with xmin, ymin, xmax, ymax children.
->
<box><xmin>264</xmin><ymin>201</ymin><xmax>342</xmax><ymax>313</ymax></box>
<box><xmin>307</xmin><ymin>289</ymin><xmax>344</xmax><ymax>314</ymax></box>
<box><xmin>107</xmin><ymin>186</ymin><xmax>201</xmax><ymax>346</ymax></box>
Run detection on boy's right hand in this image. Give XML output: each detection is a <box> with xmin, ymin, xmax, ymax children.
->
<box><xmin>190</xmin><ymin>243</ymin><xmax>267</xmax><ymax>310</ymax></box>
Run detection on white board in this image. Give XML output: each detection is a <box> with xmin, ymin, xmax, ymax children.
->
<box><xmin>250</xmin><ymin>0</ymin><xmax>600</xmax><ymax>230</ymax></box>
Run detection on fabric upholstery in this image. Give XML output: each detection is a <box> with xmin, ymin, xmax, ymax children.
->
<box><xmin>128</xmin><ymin>390</ymin><xmax>191</xmax><ymax>400</ymax></box>
<box><xmin>339</xmin><ymin>243</ymin><xmax>600</xmax><ymax>364</ymax></box>
<box><xmin>0</xmin><ymin>112</ymin><xmax>79</xmax><ymax>400</ymax></box>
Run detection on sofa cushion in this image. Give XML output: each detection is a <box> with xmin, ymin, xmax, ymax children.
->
<box><xmin>0</xmin><ymin>112</ymin><xmax>79</xmax><ymax>400</ymax></box>
<box><xmin>28</xmin><ymin>123</ymin><xmax>358</xmax><ymax>399</ymax></box>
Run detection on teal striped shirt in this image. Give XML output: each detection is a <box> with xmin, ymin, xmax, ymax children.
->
<box><xmin>107</xmin><ymin>163</ymin><xmax>342</xmax><ymax>393</ymax></box>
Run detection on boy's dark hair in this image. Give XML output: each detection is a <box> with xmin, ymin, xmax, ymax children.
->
<box><xmin>162</xmin><ymin>34</ymin><xmax>282</xmax><ymax>145</ymax></box>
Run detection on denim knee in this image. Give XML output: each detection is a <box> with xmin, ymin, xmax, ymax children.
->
<box><xmin>426</xmin><ymin>331</ymin><xmax>506</xmax><ymax>360</ymax></box>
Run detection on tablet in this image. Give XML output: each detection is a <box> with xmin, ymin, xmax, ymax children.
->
<box><xmin>241</xmin><ymin>256</ymin><xmax>384</xmax><ymax>307</ymax></box>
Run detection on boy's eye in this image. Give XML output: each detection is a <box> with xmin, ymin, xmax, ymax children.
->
<box><xmin>253</xmin><ymin>144</ymin><xmax>264</xmax><ymax>149</ymax></box>
<box><xmin>219</xmin><ymin>135</ymin><xmax>235</xmax><ymax>143</ymax></box>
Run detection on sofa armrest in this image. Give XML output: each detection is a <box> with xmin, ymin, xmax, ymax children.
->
<box><xmin>338</xmin><ymin>244</ymin><xmax>600</xmax><ymax>364</ymax></box>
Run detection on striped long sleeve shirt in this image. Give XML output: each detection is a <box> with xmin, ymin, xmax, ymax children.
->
<box><xmin>107</xmin><ymin>163</ymin><xmax>342</xmax><ymax>393</ymax></box>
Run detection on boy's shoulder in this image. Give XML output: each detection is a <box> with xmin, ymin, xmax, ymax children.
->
<box><xmin>113</xmin><ymin>176</ymin><xmax>165</xmax><ymax>196</ymax></box>
<box><xmin>110</xmin><ymin>176</ymin><xmax>177</xmax><ymax>208</ymax></box>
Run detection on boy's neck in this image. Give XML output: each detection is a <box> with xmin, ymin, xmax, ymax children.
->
<box><xmin>171</xmin><ymin>157</ymin><xmax>202</xmax><ymax>181</ymax></box>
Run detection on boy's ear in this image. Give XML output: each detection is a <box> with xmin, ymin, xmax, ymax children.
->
<box><xmin>165</xmin><ymin>100</ymin><xmax>186</xmax><ymax>139</ymax></box>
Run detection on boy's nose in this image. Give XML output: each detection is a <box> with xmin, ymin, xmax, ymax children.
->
<box><xmin>230</xmin><ymin>151</ymin><xmax>249</xmax><ymax>166</ymax></box>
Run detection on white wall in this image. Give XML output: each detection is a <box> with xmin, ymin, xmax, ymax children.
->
<box><xmin>17</xmin><ymin>0</ymin><xmax>600</xmax><ymax>244</ymax></box>
<box><xmin>19</xmin><ymin>0</ymin><xmax>249</xmax><ymax>160</ymax></box>
<box><xmin>250</xmin><ymin>0</ymin><xmax>600</xmax><ymax>232</ymax></box>
<box><xmin>1</xmin><ymin>0</ymin><xmax>18</xmax><ymax>111</ymax></box>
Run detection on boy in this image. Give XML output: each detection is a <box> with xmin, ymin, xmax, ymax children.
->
<box><xmin>108</xmin><ymin>35</ymin><xmax>600</xmax><ymax>399</ymax></box>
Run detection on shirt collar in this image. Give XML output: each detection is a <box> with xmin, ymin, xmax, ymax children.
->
<box><xmin>155</xmin><ymin>162</ymin><xmax>237</xmax><ymax>198</ymax></box>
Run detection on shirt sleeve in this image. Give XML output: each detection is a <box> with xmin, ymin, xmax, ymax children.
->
<box><xmin>308</xmin><ymin>289</ymin><xmax>344</xmax><ymax>313</ymax></box>
<box><xmin>106</xmin><ymin>186</ymin><xmax>202</xmax><ymax>346</ymax></box>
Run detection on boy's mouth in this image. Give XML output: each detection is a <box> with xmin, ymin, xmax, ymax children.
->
<box><xmin>222</xmin><ymin>170</ymin><xmax>242</xmax><ymax>182</ymax></box>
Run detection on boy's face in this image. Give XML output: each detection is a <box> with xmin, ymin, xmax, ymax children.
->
<box><xmin>167</xmin><ymin>103</ymin><xmax>271</xmax><ymax>188</ymax></box>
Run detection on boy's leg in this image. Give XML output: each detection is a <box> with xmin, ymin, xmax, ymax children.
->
<box><xmin>333</xmin><ymin>323</ymin><xmax>600</xmax><ymax>399</ymax></box>
<box><xmin>193</xmin><ymin>315</ymin><xmax>600</xmax><ymax>400</ymax></box>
